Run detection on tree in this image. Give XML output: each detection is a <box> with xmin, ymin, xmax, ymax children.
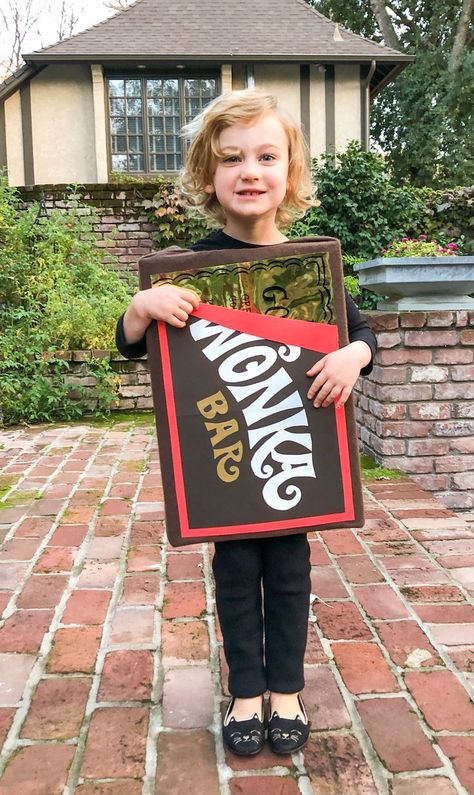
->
<box><xmin>308</xmin><ymin>0</ymin><xmax>474</xmax><ymax>187</ymax></box>
<box><xmin>0</xmin><ymin>0</ymin><xmax>40</xmax><ymax>75</ymax></box>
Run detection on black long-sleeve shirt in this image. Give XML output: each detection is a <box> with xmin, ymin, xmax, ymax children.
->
<box><xmin>115</xmin><ymin>230</ymin><xmax>377</xmax><ymax>374</ymax></box>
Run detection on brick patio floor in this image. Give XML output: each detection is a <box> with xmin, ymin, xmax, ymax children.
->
<box><xmin>0</xmin><ymin>419</ymin><xmax>474</xmax><ymax>794</ymax></box>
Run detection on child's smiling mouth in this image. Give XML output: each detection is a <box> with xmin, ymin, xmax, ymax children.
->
<box><xmin>236</xmin><ymin>190</ymin><xmax>266</xmax><ymax>196</ymax></box>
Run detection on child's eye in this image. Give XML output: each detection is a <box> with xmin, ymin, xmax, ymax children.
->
<box><xmin>260</xmin><ymin>153</ymin><xmax>276</xmax><ymax>162</ymax></box>
<box><xmin>222</xmin><ymin>155</ymin><xmax>240</xmax><ymax>163</ymax></box>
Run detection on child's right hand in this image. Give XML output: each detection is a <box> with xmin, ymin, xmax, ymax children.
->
<box><xmin>123</xmin><ymin>285</ymin><xmax>200</xmax><ymax>343</ymax></box>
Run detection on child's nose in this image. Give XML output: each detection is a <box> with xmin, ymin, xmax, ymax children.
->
<box><xmin>240</xmin><ymin>159</ymin><xmax>260</xmax><ymax>179</ymax></box>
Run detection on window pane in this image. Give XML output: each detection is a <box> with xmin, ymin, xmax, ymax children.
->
<box><xmin>129</xmin><ymin>154</ymin><xmax>145</xmax><ymax>171</ymax></box>
<box><xmin>147</xmin><ymin>97</ymin><xmax>163</xmax><ymax>115</ymax></box>
<box><xmin>112</xmin><ymin>154</ymin><xmax>128</xmax><ymax>171</ymax></box>
<box><xmin>127</xmin><ymin>117</ymin><xmax>143</xmax><ymax>134</ymax></box>
<box><xmin>163</xmin><ymin>79</ymin><xmax>178</xmax><ymax>97</ymax></box>
<box><xmin>149</xmin><ymin>134</ymin><xmax>165</xmax><ymax>152</ymax></box>
<box><xmin>111</xmin><ymin>117</ymin><xmax>126</xmax><ymax>135</ymax></box>
<box><xmin>110</xmin><ymin>98</ymin><xmax>125</xmax><ymax>115</ymax></box>
<box><xmin>127</xmin><ymin>97</ymin><xmax>142</xmax><ymax>115</ymax></box>
<box><xmin>129</xmin><ymin>135</ymin><xmax>143</xmax><ymax>153</ymax></box>
<box><xmin>151</xmin><ymin>153</ymin><xmax>166</xmax><ymax>170</ymax></box>
<box><xmin>126</xmin><ymin>79</ymin><xmax>141</xmax><ymax>97</ymax></box>
<box><xmin>147</xmin><ymin>79</ymin><xmax>163</xmax><ymax>98</ymax></box>
<box><xmin>109</xmin><ymin>79</ymin><xmax>124</xmax><ymax>97</ymax></box>
<box><xmin>112</xmin><ymin>135</ymin><xmax>127</xmax><ymax>153</ymax></box>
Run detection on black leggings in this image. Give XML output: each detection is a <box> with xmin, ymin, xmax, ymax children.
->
<box><xmin>212</xmin><ymin>533</ymin><xmax>311</xmax><ymax>698</ymax></box>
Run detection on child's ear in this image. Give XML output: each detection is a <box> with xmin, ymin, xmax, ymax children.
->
<box><xmin>204</xmin><ymin>184</ymin><xmax>215</xmax><ymax>194</ymax></box>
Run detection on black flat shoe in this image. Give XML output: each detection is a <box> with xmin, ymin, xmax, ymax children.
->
<box><xmin>222</xmin><ymin>697</ymin><xmax>265</xmax><ymax>756</ymax></box>
<box><xmin>268</xmin><ymin>694</ymin><xmax>311</xmax><ymax>755</ymax></box>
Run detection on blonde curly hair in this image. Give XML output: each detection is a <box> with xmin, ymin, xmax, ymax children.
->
<box><xmin>177</xmin><ymin>89</ymin><xmax>317</xmax><ymax>228</ymax></box>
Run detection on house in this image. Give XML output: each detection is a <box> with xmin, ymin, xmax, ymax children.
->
<box><xmin>0</xmin><ymin>0</ymin><xmax>413</xmax><ymax>187</ymax></box>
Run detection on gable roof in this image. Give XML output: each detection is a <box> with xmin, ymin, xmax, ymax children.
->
<box><xmin>24</xmin><ymin>0</ymin><xmax>410</xmax><ymax>64</ymax></box>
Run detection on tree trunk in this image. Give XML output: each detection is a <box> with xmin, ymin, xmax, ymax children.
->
<box><xmin>369</xmin><ymin>0</ymin><xmax>402</xmax><ymax>50</ymax></box>
<box><xmin>449</xmin><ymin>0</ymin><xmax>474</xmax><ymax>72</ymax></box>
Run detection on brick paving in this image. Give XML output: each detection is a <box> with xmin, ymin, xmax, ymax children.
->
<box><xmin>0</xmin><ymin>418</ymin><xmax>474</xmax><ymax>794</ymax></box>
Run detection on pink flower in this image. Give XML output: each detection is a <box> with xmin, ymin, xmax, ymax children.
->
<box><xmin>419</xmin><ymin>234</ymin><xmax>427</xmax><ymax>240</ymax></box>
<box><xmin>447</xmin><ymin>243</ymin><xmax>458</xmax><ymax>249</ymax></box>
<box><xmin>401</xmin><ymin>237</ymin><xmax>409</xmax><ymax>242</ymax></box>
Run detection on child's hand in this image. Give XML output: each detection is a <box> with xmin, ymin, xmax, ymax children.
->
<box><xmin>123</xmin><ymin>285</ymin><xmax>200</xmax><ymax>343</ymax></box>
<box><xmin>306</xmin><ymin>341</ymin><xmax>372</xmax><ymax>409</ymax></box>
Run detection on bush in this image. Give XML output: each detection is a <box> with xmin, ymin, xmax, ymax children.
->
<box><xmin>0</xmin><ymin>176</ymin><xmax>130</xmax><ymax>426</ymax></box>
<box><xmin>289</xmin><ymin>141</ymin><xmax>424</xmax><ymax>259</ymax></box>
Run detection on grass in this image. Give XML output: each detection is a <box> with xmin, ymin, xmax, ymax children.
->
<box><xmin>359</xmin><ymin>453</ymin><xmax>406</xmax><ymax>481</ymax></box>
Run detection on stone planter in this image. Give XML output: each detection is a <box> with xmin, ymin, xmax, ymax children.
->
<box><xmin>355</xmin><ymin>256</ymin><xmax>474</xmax><ymax>310</ymax></box>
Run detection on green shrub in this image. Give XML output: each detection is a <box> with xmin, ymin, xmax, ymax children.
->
<box><xmin>0</xmin><ymin>176</ymin><xmax>130</xmax><ymax>426</ymax></box>
<box><xmin>289</xmin><ymin>141</ymin><xmax>424</xmax><ymax>259</ymax></box>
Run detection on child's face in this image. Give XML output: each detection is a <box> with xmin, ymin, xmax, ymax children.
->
<box><xmin>206</xmin><ymin>111</ymin><xmax>290</xmax><ymax>231</ymax></box>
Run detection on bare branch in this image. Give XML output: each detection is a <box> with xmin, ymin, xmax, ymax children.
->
<box><xmin>449</xmin><ymin>0</ymin><xmax>474</xmax><ymax>71</ymax></box>
<box><xmin>369</xmin><ymin>0</ymin><xmax>402</xmax><ymax>49</ymax></box>
<box><xmin>103</xmin><ymin>0</ymin><xmax>133</xmax><ymax>10</ymax></box>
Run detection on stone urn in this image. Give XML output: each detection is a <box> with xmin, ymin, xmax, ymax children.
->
<box><xmin>354</xmin><ymin>256</ymin><xmax>474</xmax><ymax>310</ymax></box>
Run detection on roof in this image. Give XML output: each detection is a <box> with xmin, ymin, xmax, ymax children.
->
<box><xmin>0</xmin><ymin>0</ymin><xmax>413</xmax><ymax>102</ymax></box>
<box><xmin>23</xmin><ymin>0</ymin><xmax>411</xmax><ymax>63</ymax></box>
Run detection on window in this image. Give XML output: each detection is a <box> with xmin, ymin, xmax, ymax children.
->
<box><xmin>108</xmin><ymin>76</ymin><xmax>218</xmax><ymax>173</ymax></box>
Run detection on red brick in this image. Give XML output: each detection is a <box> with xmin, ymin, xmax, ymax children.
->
<box><xmin>28</xmin><ymin>498</ymin><xmax>65</xmax><ymax>517</ymax></box>
<box><xmin>414</xmin><ymin>603</ymin><xmax>474</xmax><ymax>623</ymax></box>
<box><xmin>109</xmin><ymin>606</ymin><xmax>154</xmax><ymax>644</ymax></box>
<box><xmin>33</xmin><ymin>546</ymin><xmax>76</xmax><ymax>573</ymax></box>
<box><xmin>391</xmin><ymin>778</ymin><xmax>457</xmax><ymax>795</ymax></box>
<box><xmin>17</xmin><ymin>575</ymin><xmax>68</xmax><ymax>608</ymax></box>
<box><xmin>332</xmin><ymin>641</ymin><xmax>398</xmax><ymax>694</ymax></box>
<box><xmin>127</xmin><ymin>544</ymin><xmax>162</xmax><ymax>572</ymax></box>
<box><xmin>49</xmin><ymin>524</ymin><xmax>88</xmax><ymax>545</ymax></box>
<box><xmin>0</xmin><ymin>609</ymin><xmax>53</xmax><ymax>653</ymax></box>
<box><xmin>337</xmin><ymin>555</ymin><xmax>385</xmax><ymax>584</ymax></box>
<box><xmin>309</xmin><ymin>540</ymin><xmax>331</xmax><ymax>565</ymax></box>
<box><xmin>0</xmin><ymin>707</ymin><xmax>15</xmax><ymax>745</ymax></box>
<box><xmin>95</xmin><ymin>516</ymin><xmax>129</xmax><ymax>537</ymax></box>
<box><xmin>426</xmin><ymin>310</ymin><xmax>455</xmax><ymax>327</ymax></box>
<box><xmin>303</xmin><ymin>666</ymin><xmax>351</xmax><ymax>729</ymax></box>
<box><xmin>162</xmin><ymin>666</ymin><xmax>214</xmax><ymax>728</ymax></box>
<box><xmin>155</xmin><ymin>730</ymin><xmax>220</xmax><ymax>795</ymax></box>
<box><xmin>434</xmin><ymin>348</ymin><xmax>473</xmax><ymax>364</ymax></box>
<box><xmin>450</xmin><ymin>436</ymin><xmax>474</xmax><ymax>454</ymax></box>
<box><xmin>355</xmin><ymin>584</ymin><xmax>409</xmax><ymax>619</ymax></box>
<box><xmin>21</xmin><ymin>676</ymin><xmax>90</xmax><ymax>739</ymax></box>
<box><xmin>120</xmin><ymin>572</ymin><xmax>160</xmax><ymax>605</ymax></box>
<box><xmin>230</xmin><ymin>778</ymin><xmax>299</xmax><ymax>795</ymax></box>
<box><xmin>162</xmin><ymin>581</ymin><xmax>206</xmax><ymax>619</ymax></box>
<box><xmin>0</xmin><ymin>537</ymin><xmax>43</xmax><ymax>561</ymax></box>
<box><xmin>310</xmin><ymin>566</ymin><xmax>348</xmax><ymax>598</ymax></box>
<box><xmin>375</xmin><ymin>621</ymin><xmax>441</xmax><ymax>667</ymax></box>
<box><xmin>76</xmin><ymin>782</ymin><xmax>142</xmax><ymax>795</ymax></box>
<box><xmin>314</xmin><ymin>602</ymin><xmax>371</xmax><ymax>640</ymax></box>
<box><xmin>304</xmin><ymin>734</ymin><xmax>377</xmax><ymax>793</ymax></box>
<box><xmin>304</xmin><ymin>623</ymin><xmax>328</xmax><ymax>663</ymax></box>
<box><xmin>401</xmin><ymin>584</ymin><xmax>465</xmax><ymax>602</ymax></box>
<box><xmin>357</xmin><ymin>697</ymin><xmax>442</xmax><ymax>772</ymax></box>
<box><xmin>167</xmin><ymin>553</ymin><xmax>203</xmax><ymax>580</ymax></box>
<box><xmin>62</xmin><ymin>505</ymin><xmax>96</xmax><ymax>524</ymax></box>
<box><xmin>62</xmin><ymin>589</ymin><xmax>112</xmax><ymax>625</ymax></box>
<box><xmin>409</xmin><ymin>402</ymin><xmax>451</xmax><ymax>420</ymax></box>
<box><xmin>99</xmin><ymin>498</ymin><xmax>132</xmax><ymax>516</ymax></box>
<box><xmin>0</xmin><ymin>744</ymin><xmax>75</xmax><ymax>794</ymax></box>
<box><xmin>407</xmin><ymin>438</ymin><xmax>449</xmax><ymax>456</ymax></box>
<box><xmin>399</xmin><ymin>312</ymin><xmax>427</xmax><ymax>328</ymax></box>
<box><xmin>448</xmin><ymin>648</ymin><xmax>474</xmax><ymax>671</ymax></box>
<box><xmin>359</xmin><ymin>518</ymin><xmax>410</xmax><ymax>543</ymax></box>
<box><xmin>377</xmin><ymin>348</ymin><xmax>432</xmax><ymax>365</ymax></box>
<box><xmin>161</xmin><ymin>620</ymin><xmax>209</xmax><ymax>663</ymax></box>
<box><xmin>81</xmin><ymin>707</ymin><xmax>148</xmax><ymax>778</ymax></box>
<box><xmin>438</xmin><ymin>736</ymin><xmax>474</xmax><ymax>793</ymax></box>
<box><xmin>129</xmin><ymin>520</ymin><xmax>164</xmax><ymax>545</ymax></box>
<box><xmin>320</xmin><ymin>529</ymin><xmax>364</xmax><ymax>555</ymax></box>
<box><xmin>98</xmin><ymin>650</ymin><xmax>153</xmax><ymax>702</ymax></box>
<box><xmin>48</xmin><ymin>626</ymin><xmax>101</xmax><ymax>673</ymax></box>
<box><xmin>405</xmin><ymin>670</ymin><xmax>474</xmax><ymax>731</ymax></box>
<box><xmin>14</xmin><ymin>517</ymin><xmax>54</xmax><ymax>538</ymax></box>
<box><xmin>405</xmin><ymin>329</ymin><xmax>458</xmax><ymax>347</ymax></box>
<box><xmin>428</xmin><ymin>623</ymin><xmax>474</xmax><ymax>645</ymax></box>
<box><xmin>389</xmin><ymin>567</ymin><xmax>450</xmax><ymax>586</ymax></box>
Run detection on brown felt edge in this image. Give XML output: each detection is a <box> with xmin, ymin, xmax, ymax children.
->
<box><xmin>139</xmin><ymin>237</ymin><xmax>364</xmax><ymax>546</ymax></box>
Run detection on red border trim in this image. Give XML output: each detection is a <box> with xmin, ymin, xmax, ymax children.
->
<box><xmin>158</xmin><ymin>305</ymin><xmax>354</xmax><ymax>538</ymax></box>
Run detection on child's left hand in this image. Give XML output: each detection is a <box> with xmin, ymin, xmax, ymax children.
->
<box><xmin>306</xmin><ymin>341</ymin><xmax>372</xmax><ymax>409</ymax></box>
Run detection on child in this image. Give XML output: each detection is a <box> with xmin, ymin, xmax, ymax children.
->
<box><xmin>116</xmin><ymin>90</ymin><xmax>376</xmax><ymax>757</ymax></box>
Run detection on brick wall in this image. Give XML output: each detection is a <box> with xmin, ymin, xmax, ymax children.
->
<box><xmin>62</xmin><ymin>350</ymin><xmax>153</xmax><ymax>412</ymax></box>
<box><xmin>17</xmin><ymin>183</ymin><xmax>160</xmax><ymax>271</ymax></box>
<box><xmin>354</xmin><ymin>310</ymin><xmax>474</xmax><ymax>511</ymax></box>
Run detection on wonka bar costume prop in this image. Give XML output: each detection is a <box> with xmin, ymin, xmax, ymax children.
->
<box><xmin>139</xmin><ymin>236</ymin><xmax>364</xmax><ymax>547</ymax></box>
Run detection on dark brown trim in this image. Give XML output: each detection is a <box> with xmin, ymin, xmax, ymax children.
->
<box><xmin>20</xmin><ymin>82</ymin><xmax>34</xmax><ymax>185</ymax></box>
<box><xmin>0</xmin><ymin>101</ymin><xmax>7</xmax><ymax>170</ymax></box>
<box><xmin>324</xmin><ymin>65</ymin><xmax>335</xmax><ymax>156</ymax></box>
<box><xmin>300</xmin><ymin>63</ymin><xmax>310</xmax><ymax>146</ymax></box>
<box><xmin>360</xmin><ymin>65</ymin><xmax>369</xmax><ymax>151</ymax></box>
<box><xmin>232</xmin><ymin>64</ymin><xmax>245</xmax><ymax>90</ymax></box>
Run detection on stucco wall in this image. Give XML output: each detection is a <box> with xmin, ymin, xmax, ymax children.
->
<box><xmin>4</xmin><ymin>92</ymin><xmax>24</xmax><ymax>185</ymax></box>
<box><xmin>254</xmin><ymin>64</ymin><xmax>301</xmax><ymax>124</ymax></box>
<box><xmin>334</xmin><ymin>64</ymin><xmax>361</xmax><ymax>151</ymax></box>
<box><xmin>30</xmin><ymin>64</ymin><xmax>97</xmax><ymax>184</ymax></box>
<box><xmin>309</xmin><ymin>65</ymin><xmax>326</xmax><ymax>159</ymax></box>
